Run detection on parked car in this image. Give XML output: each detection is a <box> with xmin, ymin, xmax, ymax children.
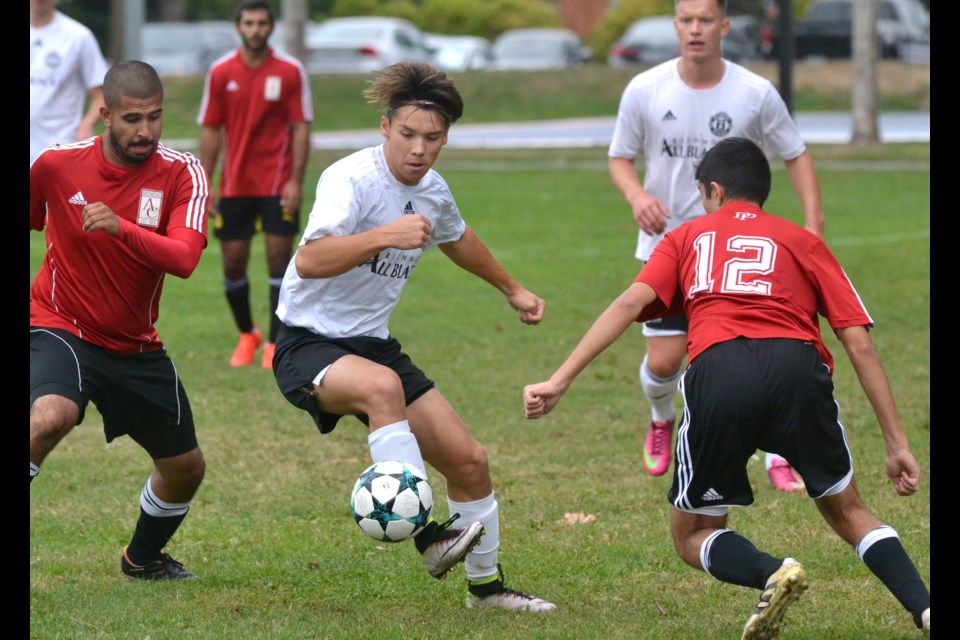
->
<box><xmin>301</xmin><ymin>16</ymin><xmax>433</xmax><ymax>74</ymax></box>
<box><xmin>607</xmin><ymin>15</ymin><xmax>678</xmax><ymax>66</ymax></box>
<box><xmin>725</xmin><ymin>15</ymin><xmax>760</xmax><ymax>62</ymax></box>
<box><xmin>269</xmin><ymin>20</ymin><xmax>323</xmax><ymax>58</ymax></box>
<box><xmin>490</xmin><ymin>28</ymin><xmax>591</xmax><ymax>71</ymax></box>
<box><xmin>791</xmin><ymin>0</ymin><xmax>929</xmax><ymax>61</ymax></box>
<box><xmin>141</xmin><ymin>21</ymin><xmax>240</xmax><ymax>77</ymax></box>
<box><xmin>607</xmin><ymin>14</ymin><xmax>757</xmax><ymax>67</ymax></box>
<box><xmin>425</xmin><ymin>33</ymin><xmax>493</xmax><ymax>72</ymax></box>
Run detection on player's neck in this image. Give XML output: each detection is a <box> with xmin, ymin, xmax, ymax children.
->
<box><xmin>31</xmin><ymin>8</ymin><xmax>56</xmax><ymax>28</ymax></box>
<box><xmin>677</xmin><ymin>56</ymin><xmax>725</xmax><ymax>90</ymax></box>
<box><xmin>240</xmin><ymin>45</ymin><xmax>270</xmax><ymax>67</ymax></box>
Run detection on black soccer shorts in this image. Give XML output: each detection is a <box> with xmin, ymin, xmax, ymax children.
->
<box><xmin>213</xmin><ymin>196</ymin><xmax>299</xmax><ymax>240</ymax></box>
<box><xmin>30</xmin><ymin>327</ymin><xmax>199</xmax><ymax>459</ymax></box>
<box><xmin>272</xmin><ymin>323</ymin><xmax>435</xmax><ymax>434</ymax></box>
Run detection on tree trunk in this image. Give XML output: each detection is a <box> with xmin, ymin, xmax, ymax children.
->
<box><xmin>281</xmin><ymin>0</ymin><xmax>308</xmax><ymax>63</ymax></box>
<box><xmin>851</xmin><ymin>0</ymin><xmax>879</xmax><ymax>146</ymax></box>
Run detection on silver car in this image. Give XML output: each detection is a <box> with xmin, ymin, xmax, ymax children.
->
<box><xmin>140</xmin><ymin>21</ymin><xmax>240</xmax><ymax>77</ymax></box>
<box><xmin>490</xmin><ymin>28</ymin><xmax>591</xmax><ymax>71</ymax></box>
<box><xmin>303</xmin><ymin>16</ymin><xmax>433</xmax><ymax>74</ymax></box>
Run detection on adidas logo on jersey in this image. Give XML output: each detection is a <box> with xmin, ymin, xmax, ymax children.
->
<box><xmin>227</xmin><ymin>80</ymin><xmax>240</xmax><ymax>92</ymax></box>
<box><xmin>702</xmin><ymin>488</ymin><xmax>723</xmax><ymax>501</ymax></box>
<box><xmin>403</xmin><ymin>201</ymin><xmax>415</xmax><ymax>215</ymax></box>
<box><xmin>68</xmin><ymin>191</ymin><xmax>87</xmax><ymax>206</ymax></box>
<box><xmin>662</xmin><ymin>110</ymin><xmax>677</xmax><ymax>121</ymax></box>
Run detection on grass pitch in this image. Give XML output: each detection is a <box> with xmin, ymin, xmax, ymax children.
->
<box><xmin>29</xmin><ymin>143</ymin><xmax>929</xmax><ymax>639</ymax></box>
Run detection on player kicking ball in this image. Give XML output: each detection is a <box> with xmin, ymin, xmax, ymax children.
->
<box><xmin>524</xmin><ymin>137</ymin><xmax>929</xmax><ymax>637</ymax></box>
<box><xmin>272</xmin><ymin>61</ymin><xmax>555</xmax><ymax>612</ymax></box>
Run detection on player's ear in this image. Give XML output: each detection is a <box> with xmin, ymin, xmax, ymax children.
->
<box><xmin>380</xmin><ymin>116</ymin><xmax>390</xmax><ymax>137</ymax></box>
<box><xmin>711</xmin><ymin>181</ymin><xmax>726</xmax><ymax>205</ymax></box>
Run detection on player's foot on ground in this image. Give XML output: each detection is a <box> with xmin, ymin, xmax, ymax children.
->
<box><xmin>741</xmin><ymin>558</ymin><xmax>808</xmax><ymax>640</ymax></box>
<box><xmin>230</xmin><ymin>327</ymin><xmax>263</xmax><ymax>367</ymax></box>
<box><xmin>921</xmin><ymin>607</ymin><xmax>929</xmax><ymax>636</ymax></box>
<box><xmin>643</xmin><ymin>418</ymin><xmax>674</xmax><ymax>476</ymax></box>
<box><xmin>261</xmin><ymin>341</ymin><xmax>276</xmax><ymax>369</ymax></box>
<box><xmin>465</xmin><ymin>564</ymin><xmax>557</xmax><ymax>612</ymax></box>
<box><xmin>767</xmin><ymin>460</ymin><xmax>805</xmax><ymax>492</ymax></box>
<box><xmin>121</xmin><ymin>546</ymin><xmax>197</xmax><ymax>580</ymax></box>
<box><xmin>415</xmin><ymin>514</ymin><xmax>484</xmax><ymax>580</ymax></box>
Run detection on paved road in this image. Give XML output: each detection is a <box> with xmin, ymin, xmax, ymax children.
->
<box><xmin>307</xmin><ymin>112</ymin><xmax>929</xmax><ymax>149</ymax></box>
<box><xmin>167</xmin><ymin>112</ymin><xmax>929</xmax><ymax>151</ymax></box>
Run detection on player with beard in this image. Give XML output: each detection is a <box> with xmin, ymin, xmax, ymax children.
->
<box><xmin>30</xmin><ymin>60</ymin><xmax>210</xmax><ymax>580</ymax></box>
<box><xmin>198</xmin><ymin>0</ymin><xmax>314</xmax><ymax>370</ymax></box>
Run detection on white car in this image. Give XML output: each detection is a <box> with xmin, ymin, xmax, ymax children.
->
<box><xmin>140</xmin><ymin>21</ymin><xmax>240</xmax><ymax>77</ymax></box>
<box><xmin>302</xmin><ymin>16</ymin><xmax>433</xmax><ymax>74</ymax></box>
<box><xmin>490</xmin><ymin>28</ymin><xmax>591</xmax><ymax>71</ymax></box>
<box><xmin>425</xmin><ymin>33</ymin><xmax>493</xmax><ymax>72</ymax></box>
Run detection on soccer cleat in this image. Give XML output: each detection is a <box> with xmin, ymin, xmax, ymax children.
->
<box><xmin>261</xmin><ymin>341</ymin><xmax>276</xmax><ymax>369</ymax></box>
<box><xmin>230</xmin><ymin>327</ymin><xmax>263</xmax><ymax>367</ymax></box>
<box><xmin>741</xmin><ymin>558</ymin><xmax>808</xmax><ymax>640</ymax></box>
<box><xmin>415</xmin><ymin>514</ymin><xmax>484</xmax><ymax>580</ymax></box>
<box><xmin>466</xmin><ymin>564</ymin><xmax>557</xmax><ymax>612</ymax></box>
<box><xmin>121</xmin><ymin>546</ymin><xmax>197</xmax><ymax>580</ymax></box>
<box><xmin>643</xmin><ymin>418</ymin><xmax>674</xmax><ymax>476</ymax></box>
<box><xmin>767</xmin><ymin>460</ymin><xmax>806</xmax><ymax>492</ymax></box>
<box><xmin>921</xmin><ymin>607</ymin><xmax>929</xmax><ymax>636</ymax></box>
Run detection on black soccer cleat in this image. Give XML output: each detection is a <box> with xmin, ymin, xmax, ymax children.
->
<box><xmin>121</xmin><ymin>546</ymin><xmax>197</xmax><ymax>580</ymax></box>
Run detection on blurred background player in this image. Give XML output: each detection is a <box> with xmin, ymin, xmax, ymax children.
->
<box><xmin>198</xmin><ymin>0</ymin><xmax>313</xmax><ymax>369</ymax></box>
<box><xmin>526</xmin><ymin>137</ymin><xmax>929</xmax><ymax>639</ymax></box>
<box><xmin>30</xmin><ymin>0</ymin><xmax>109</xmax><ymax>165</ymax></box>
<box><xmin>607</xmin><ymin>0</ymin><xmax>824</xmax><ymax>491</ymax></box>
<box><xmin>31</xmin><ymin>60</ymin><xmax>209</xmax><ymax>580</ymax></box>
<box><xmin>272</xmin><ymin>61</ymin><xmax>555</xmax><ymax>612</ymax></box>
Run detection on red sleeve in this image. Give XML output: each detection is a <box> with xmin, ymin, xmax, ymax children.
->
<box><xmin>634</xmin><ymin>234</ymin><xmax>684</xmax><ymax>322</ymax></box>
<box><xmin>116</xmin><ymin>221</ymin><xmax>205</xmax><ymax>279</ymax></box>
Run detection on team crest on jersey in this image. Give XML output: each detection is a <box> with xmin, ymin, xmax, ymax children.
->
<box><xmin>265</xmin><ymin>76</ymin><xmax>281</xmax><ymax>101</ymax></box>
<box><xmin>734</xmin><ymin>211</ymin><xmax>757</xmax><ymax>221</ymax></box>
<box><xmin>710</xmin><ymin>112</ymin><xmax>733</xmax><ymax>137</ymax></box>
<box><xmin>137</xmin><ymin>189</ymin><xmax>163</xmax><ymax>227</ymax></box>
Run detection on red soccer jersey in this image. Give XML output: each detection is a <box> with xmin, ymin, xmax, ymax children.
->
<box><xmin>197</xmin><ymin>49</ymin><xmax>313</xmax><ymax>198</ymax></box>
<box><xmin>30</xmin><ymin>137</ymin><xmax>209</xmax><ymax>353</ymax></box>
<box><xmin>635</xmin><ymin>201</ymin><xmax>873</xmax><ymax>374</ymax></box>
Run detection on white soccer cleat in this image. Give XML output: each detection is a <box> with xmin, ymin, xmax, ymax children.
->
<box><xmin>415</xmin><ymin>516</ymin><xmax>484</xmax><ymax>580</ymax></box>
<box><xmin>465</xmin><ymin>564</ymin><xmax>557</xmax><ymax>612</ymax></box>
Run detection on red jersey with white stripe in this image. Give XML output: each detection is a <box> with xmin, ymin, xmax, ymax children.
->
<box><xmin>635</xmin><ymin>201</ymin><xmax>873</xmax><ymax>373</ymax></box>
<box><xmin>30</xmin><ymin>136</ymin><xmax>209</xmax><ymax>353</ymax></box>
<box><xmin>197</xmin><ymin>48</ymin><xmax>313</xmax><ymax>197</ymax></box>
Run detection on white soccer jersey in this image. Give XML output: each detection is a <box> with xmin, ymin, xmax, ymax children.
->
<box><xmin>608</xmin><ymin>58</ymin><xmax>806</xmax><ymax>261</ymax></box>
<box><xmin>29</xmin><ymin>11</ymin><xmax>109</xmax><ymax>165</ymax></box>
<box><xmin>277</xmin><ymin>145</ymin><xmax>467</xmax><ymax>339</ymax></box>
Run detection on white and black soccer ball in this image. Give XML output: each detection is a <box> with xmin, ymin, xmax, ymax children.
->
<box><xmin>350</xmin><ymin>460</ymin><xmax>433</xmax><ymax>543</ymax></box>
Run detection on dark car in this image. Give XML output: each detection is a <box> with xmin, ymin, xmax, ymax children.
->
<box><xmin>608</xmin><ymin>14</ymin><xmax>757</xmax><ymax>67</ymax></box>
<box><xmin>779</xmin><ymin>0</ymin><xmax>929</xmax><ymax>61</ymax></box>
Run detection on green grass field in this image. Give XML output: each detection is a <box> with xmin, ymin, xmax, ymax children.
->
<box><xmin>29</xmin><ymin>140</ymin><xmax>929</xmax><ymax>639</ymax></box>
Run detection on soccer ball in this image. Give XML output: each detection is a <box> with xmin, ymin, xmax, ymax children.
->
<box><xmin>350</xmin><ymin>460</ymin><xmax>433</xmax><ymax>543</ymax></box>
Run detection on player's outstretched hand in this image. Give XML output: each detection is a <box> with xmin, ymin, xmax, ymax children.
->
<box><xmin>886</xmin><ymin>448</ymin><xmax>921</xmax><ymax>496</ymax></box>
<box><xmin>507</xmin><ymin>289</ymin><xmax>545</xmax><ymax>325</ymax></box>
<box><xmin>523</xmin><ymin>380</ymin><xmax>565</xmax><ymax>419</ymax></box>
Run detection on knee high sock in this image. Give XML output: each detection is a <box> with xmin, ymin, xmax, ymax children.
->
<box><xmin>268</xmin><ymin>277</ymin><xmax>282</xmax><ymax>343</ymax></box>
<box><xmin>126</xmin><ymin>477</ymin><xmax>191</xmax><ymax>565</ymax></box>
<box><xmin>224</xmin><ymin>276</ymin><xmax>253</xmax><ymax>333</ymax></box>
<box><xmin>448</xmin><ymin>492</ymin><xmax>499</xmax><ymax>582</ymax></box>
<box><xmin>857</xmin><ymin>525</ymin><xmax>930</xmax><ymax>627</ymax></box>
<box><xmin>701</xmin><ymin>529</ymin><xmax>783</xmax><ymax>589</ymax></box>
<box><xmin>639</xmin><ymin>355</ymin><xmax>682</xmax><ymax>423</ymax></box>
<box><xmin>30</xmin><ymin>462</ymin><xmax>39</xmax><ymax>483</ymax></box>
<box><xmin>367</xmin><ymin>421</ymin><xmax>426</xmax><ymax>477</ymax></box>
